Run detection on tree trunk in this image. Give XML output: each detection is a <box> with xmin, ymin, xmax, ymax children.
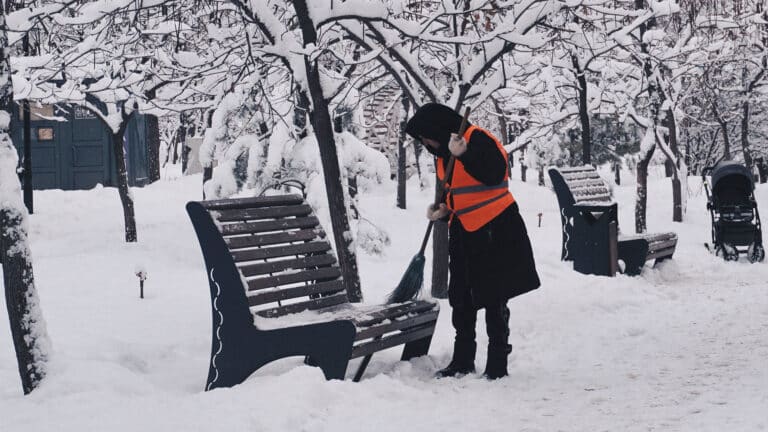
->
<box><xmin>177</xmin><ymin>113</ymin><xmax>186</xmax><ymax>168</ymax></box>
<box><xmin>573</xmin><ymin>55</ymin><xmax>592</xmax><ymax>165</ymax></box>
<box><xmin>22</xmin><ymin>99</ymin><xmax>32</xmax><ymax>213</ymax></box>
<box><xmin>22</xmin><ymin>35</ymin><xmax>32</xmax><ymax>214</ymax></box>
<box><xmin>397</xmin><ymin>95</ymin><xmax>409</xmax><ymax>209</ymax></box>
<box><xmin>664</xmin><ymin>160</ymin><xmax>674</xmax><ymax>177</ymax></box>
<box><xmin>756</xmin><ymin>157</ymin><xmax>768</xmax><ymax>183</ymax></box>
<box><xmin>294</xmin><ymin>91</ymin><xmax>310</xmax><ymax>140</ymax></box>
<box><xmin>614</xmin><ymin>160</ymin><xmax>621</xmax><ymax>185</ymax></box>
<box><xmin>348</xmin><ymin>175</ymin><xmax>359</xmax><ymax>219</ymax></box>
<box><xmin>111</xmin><ymin>123</ymin><xmax>138</xmax><ymax>242</ymax></box>
<box><xmin>202</xmin><ymin>110</ymin><xmax>214</xmax><ymax>197</ymax></box>
<box><xmin>0</xmin><ymin>13</ymin><xmax>51</xmax><ymax>393</ymax></box>
<box><xmin>672</xmin><ymin>174</ymin><xmax>681</xmax><ymax>222</ymax></box>
<box><xmin>666</xmin><ymin>109</ymin><xmax>683</xmax><ymax>222</ymax></box>
<box><xmin>635</xmin><ymin>146</ymin><xmax>655</xmax><ymax>234</ymax></box>
<box><xmin>1</xmin><ymin>207</ymin><xmax>51</xmax><ymax>395</ymax></box>
<box><xmin>521</xmin><ymin>152</ymin><xmax>527</xmax><ymax>182</ymax></box>
<box><xmin>146</xmin><ymin>114</ymin><xmax>161</xmax><ymax>183</ymax></box>
<box><xmin>634</xmin><ymin>0</ymin><xmax>661</xmax><ymax>233</ymax></box>
<box><xmin>713</xmin><ymin>110</ymin><xmax>731</xmax><ymax>160</ymax></box>
<box><xmin>413</xmin><ymin>139</ymin><xmax>425</xmax><ymax>188</ymax></box>
<box><xmin>493</xmin><ymin>97</ymin><xmax>512</xmax><ymax>179</ymax></box>
<box><xmin>741</xmin><ymin>100</ymin><xmax>753</xmax><ymax>176</ymax></box>
<box><xmin>431</xmin><ymin>218</ymin><xmax>449</xmax><ymax>299</ymax></box>
<box><xmin>293</xmin><ymin>0</ymin><xmax>362</xmax><ymax>302</ymax></box>
<box><xmin>538</xmin><ymin>166</ymin><xmax>545</xmax><ymax>186</ymax></box>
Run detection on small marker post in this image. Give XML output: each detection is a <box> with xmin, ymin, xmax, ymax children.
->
<box><xmin>135</xmin><ymin>267</ymin><xmax>147</xmax><ymax>299</ymax></box>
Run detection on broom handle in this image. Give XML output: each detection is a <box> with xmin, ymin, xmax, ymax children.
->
<box><xmin>418</xmin><ymin>107</ymin><xmax>471</xmax><ymax>255</ymax></box>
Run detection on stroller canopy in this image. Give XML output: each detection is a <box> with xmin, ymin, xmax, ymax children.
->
<box><xmin>711</xmin><ymin>161</ymin><xmax>754</xmax><ymax>202</ymax></box>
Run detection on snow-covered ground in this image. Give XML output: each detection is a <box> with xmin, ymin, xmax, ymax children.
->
<box><xmin>2</xmin><ymin>166</ymin><xmax>768</xmax><ymax>431</ymax></box>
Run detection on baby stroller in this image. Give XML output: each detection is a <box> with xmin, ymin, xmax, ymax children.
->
<box><xmin>702</xmin><ymin>161</ymin><xmax>764</xmax><ymax>262</ymax></box>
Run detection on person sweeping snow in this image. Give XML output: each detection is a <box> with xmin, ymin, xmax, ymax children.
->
<box><xmin>405</xmin><ymin>103</ymin><xmax>540</xmax><ymax>379</ymax></box>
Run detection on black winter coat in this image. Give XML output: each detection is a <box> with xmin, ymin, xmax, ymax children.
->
<box><xmin>405</xmin><ymin>103</ymin><xmax>540</xmax><ymax>308</ymax></box>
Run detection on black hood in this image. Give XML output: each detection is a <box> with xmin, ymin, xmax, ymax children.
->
<box><xmin>405</xmin><ymin>103</ymin><xmax>470</xmax><ymax>158</ymax></box>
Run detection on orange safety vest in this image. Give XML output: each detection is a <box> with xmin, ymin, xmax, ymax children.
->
<box><xmin>437</xmin><ymin>125</ymin><xmax>515</xmax><ymax>232</ymax></box>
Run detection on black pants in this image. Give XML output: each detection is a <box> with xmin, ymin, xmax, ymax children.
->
<box><xmin>452</xmin><ymin>292</ymin><xmax>510</xmax><ymax>350</ymax></box>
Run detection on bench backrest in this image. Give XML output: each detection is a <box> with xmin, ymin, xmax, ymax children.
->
<box><xmin>548</xmin><ymin>166</ymin><xmax>613</xmax><ymax>210</ymax></box>
<box><xmin>187</xmin><ymin>195</ymin><xmax>350</xmax><ymax>326</ymax></box>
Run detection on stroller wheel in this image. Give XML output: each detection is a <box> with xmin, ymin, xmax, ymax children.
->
<box><xmin>748</xmin><ymin>243</ymin><xmax>765</xmax><ymax>263</ymax></box>
<box><xmin>721</xmin><ymin>243</ymin><xmax>739</xmax><ymax>261</ymax></box>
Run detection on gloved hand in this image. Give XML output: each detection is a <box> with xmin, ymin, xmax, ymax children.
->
<box><xmin>448</xmin><ymin>133</ymin><xmax>467</xmax><ymax>157</ymax></box>
<box><xmin>427</xmin><ymin>203</ymin><xmax>451</xmax><ymax>221</ymax></box>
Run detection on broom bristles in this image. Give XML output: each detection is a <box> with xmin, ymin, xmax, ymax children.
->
<box><xmin>386</xmin><ymin>253</ymin><xmax>426</xmax><ymax>304</ymax></box>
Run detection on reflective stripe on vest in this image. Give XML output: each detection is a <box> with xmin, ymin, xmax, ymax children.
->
<box><xmin>437</xmin><ymin>125</ymin><xmax>515</xmax><ymax>231</ymax></box>
<box><xmin>451</xmin><ymin>181</ymin><xmax>509</xmax><ymax>195</ymax></box>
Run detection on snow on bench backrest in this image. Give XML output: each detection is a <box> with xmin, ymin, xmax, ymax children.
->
<box><xmin>557</xmin><ymin>166</ymin><xmax>612</xmax><ymax>204</ymax></box>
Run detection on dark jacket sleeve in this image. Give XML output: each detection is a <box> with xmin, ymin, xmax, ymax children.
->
<box><xmin>457</xmin><ymin>129</ymin><xmax>507</xmax><ymax>185</ymax></box>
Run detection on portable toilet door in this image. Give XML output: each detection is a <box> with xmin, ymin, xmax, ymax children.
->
<box><xmin>65</xmin><ymin>105</ymin><xmax>110</xmax><ymax>189</ymax></box>
<box><xmin>20</xmin><ymin>105</ymin><xmax>59</xmax><ymax>189</ymax></box>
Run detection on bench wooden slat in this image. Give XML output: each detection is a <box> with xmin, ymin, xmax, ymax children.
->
<box><xmin>214</xmin><ymin>204</ymin><xmax>313</xmax><ymax>222</ymax></box>
<box><xmin>577</xmin><ymin>197</ymin><xmax>613</xmax><ymax>205</ymax></box>
<box><xmin>255</xmin><ymin>292</ymin><xmax>349</xmax><ymax>318</ymax></box>
<box><xmin>247</xmin><ymin>280</ymin><xmax>346</xmax><ymax>306</ymax></box>
<box><xmin>202</xmin><ymin>194</ymin><xmax>305</xmax><ymax>210</ymax></box>
<box><xmin>643</xmin><ymin>232</ymin><xmax>677</xmax><ymax>241</ymax></box>
<box><xmin>247</xmin><ymin>267</ymin><xmax>342</xmax><ymax>290</ymax></box>
<box><xmin>239</xmin><ymin>254</ymin><xmax>337</xmax><ymax>277</ymax></box>
<box><xmin>647</xmin><ymin>238</ymin><xmax>678</xmax><ymax>252</ymax></box>
<box><xmin>574</xmin><ymin>195</ymin><xmax>612</xmax><ymax>203</ymax></box>
<box><xmin>572</xmin><ymin>187</ymin><xmax>611</xmax><ymax>197</ymax></box>
<box><xmin>354</xmin><ymin>310</ymin><xmax>439</xmax><ymax>341</ymax></box>
<box><xmin>647</xmin><ymin>247</ymin><xmax>676</xmax><ymax>261</ymax></box>
<box><xmin>226</xmin><ymin>229</ymin><xmax>321</xmax><ymax>249</ymax></box>
<box><xmin>567</xmin><ymin>178</ymin><xmax>605</xmax><ymax>187</ymax></box>
<box><xmin>231</xmin><ymin>241</ymin><xmax>332</xmax><ymax>262</ymax></box>
<box><xmin>220</xmin><ymin>216</ymin><xmax>320</xmax><ymax>236</ymax></box>
<box><xmin>558</xmin><ymin>166</ymin><xmax>598</xmax><ymax>174</ymax></box>
<box><xmin>570</xmin><ymin>187</ymin><xmax>609</xmax><ymax>196</ymax></box>
<box><xmin>623</xmin><ymin>233</ymin><xmax>677</xmax><ymax>245</ymax></box>
<box><xmin>350</xmin><ymin>324</ymin><xmax>436</xmax><ymax>358</ymax></box>
<box><xmin>350</xmin><ymin>301</ymin><xmax>438</xmax><ymax>327</ymax></box>
<box><xmin>562</xmin><ymin>172</ymin><xmax>602</xmax><ymax>181</ymax></box>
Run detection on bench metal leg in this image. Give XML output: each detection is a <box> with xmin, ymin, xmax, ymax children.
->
<box><xmin>352</xmin><ymin>331</ymin><xmax>434</xmax><ymax>382</ymax></box>
<box><xmin>205</xmin><ymin>320</ymin><xmax>356</xmax><ymax>390</ymax></box>
<box><xmin>401</xmin><ymin>334</ymin><xmax>433</xmax><ymax>361</ymax></box>
<box><xmin>274</xmin><ymin>320</ymin><xmax>356</xmax><ymax>381</ymax></box>
<box><xmin>353</xmin><ymin>354</ymin><xmax>374</xmax><ymax>382</ymax></box>
<box><xmin>617</xmin><ymin>238</ymin><xmax>649</xmax><ymax>276</ymax></box>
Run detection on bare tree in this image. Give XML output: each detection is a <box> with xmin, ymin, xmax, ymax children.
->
<box><xmin>1</xmin><ymin>2</ymin><xmax>51</xmax><ymax>394</ymax></box>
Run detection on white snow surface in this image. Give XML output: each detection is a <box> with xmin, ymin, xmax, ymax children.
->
<box><xmin>2</xmin><ymin>167</ymin><xmax>768</xmax><ymax>431</ymax></box>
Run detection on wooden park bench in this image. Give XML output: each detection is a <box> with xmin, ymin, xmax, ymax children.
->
<box><xmin>548</xmin><ymin>166</ymin><xmax>678</xmax><ymax>276</ymax></box>
<box><xmin>186</xmin><ymin>194</ymin><xmax>439</xmax><ymax>390</ymax></box>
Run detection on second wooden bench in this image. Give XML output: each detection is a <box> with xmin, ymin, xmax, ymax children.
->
<box><xmin>548</xmin><ymin>166</ymin><xmax>677</xmax><ymax>276</ymax></box>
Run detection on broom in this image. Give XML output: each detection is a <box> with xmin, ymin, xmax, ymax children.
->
<box><xmin>386</xmin><ymin>106</ymin><xmax>471</xmax><ymax>304</ymax></box>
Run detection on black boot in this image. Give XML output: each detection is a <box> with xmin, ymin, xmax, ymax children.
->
<box><xmin>435</xmin><ymin>340</ymin><xmax>476</xmax><ymax>378</ymax></box>
<box><xmin>483</xmin><ymin>343</ymin><xmax>512</xmax><ymax>380</ymax></box>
